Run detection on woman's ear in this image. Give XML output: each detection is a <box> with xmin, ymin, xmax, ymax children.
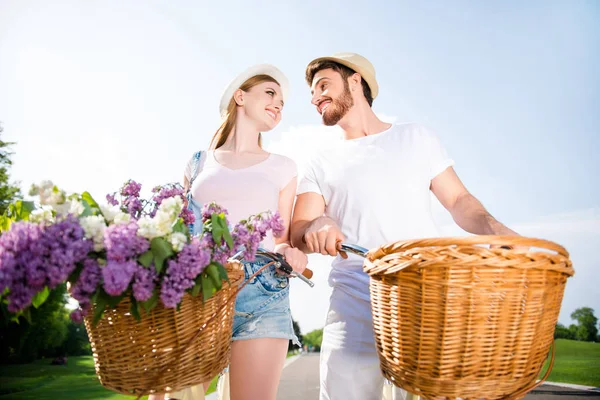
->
<box><xmin>233</xmin><ymin>89</ymin><xmax>244</xmax><ymax>106</ymax></box>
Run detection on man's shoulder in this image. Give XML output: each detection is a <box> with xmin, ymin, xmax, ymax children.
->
<box><xmin>389</xmin><ymin>122</ymin><xmax>431</xmax><ymax>137</ymax></box>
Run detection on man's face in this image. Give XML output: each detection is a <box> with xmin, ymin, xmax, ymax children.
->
<box><xmin>310</xmin><ymin>69</ymin><xmax>354</xmax><ymax>126</ymax></box>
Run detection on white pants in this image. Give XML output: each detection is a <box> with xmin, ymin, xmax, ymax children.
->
<box><xmin>320</xmin><ymin>288</ymin><xmax>414</xmax><ymax>400</ymax></box>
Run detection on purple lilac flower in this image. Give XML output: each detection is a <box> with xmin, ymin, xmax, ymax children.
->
<box><xmin>41</xmin><ymin>217</ymin><xmax>93</xmax><ymax>287</ymax></box>
<box><xmin>0</xmin><ymin>217</ymin><xmax>92</xmax><ymax>313</ymax></box>
<box><xmin>201</xmin><ymin>202</ymin><xmax>228</xmax><ymax>224</ymax></box>
<box><xmin>160</xmin><ymin>238</ymin><xmax>211</xmax><ymax>308</ymax></box>
<box><xmin>70</xmin><ymin>258</ymin><xmax>102</xmax><ymax>306</ymax></box>
<box><xmin>244</xmin><ymin>231</ymin><xmax>262</xmax><ymax>261</ymax></box>
<box><xmin>132</xmin><ymin>265</ymin><xmax>157</xmax><ymax>302</ymax></box>
<box><xmin>269</xmin><ymin>211</ymin><xmax>285</xmax><ymax>238</ymax></box>
<box><xmin>125</xmin><ymin>197</ymin><xmax>143</xmax><ymax>218</ymax></box>
<box><xmin>212</xmin><ymin>244</ymin><xmax>231</xmax><ymax>266</ymax></box>
<box><xmin>104</xmin><ymin>222</ymin><xmax>149</xmax><ymax>262</ymax></box>
<box><xmin>253</xmin><ymin>218</ymin><xmax>270</xmax><ymax>236</ymax></box>
<box><xmin>152</xmin><ymin>186</ymin><xmax>184</xmax><ymax>208</ymax></box>
<box><xmin>232</xmin><ymin>223</ymin><xmax>250</xmax><ymax>250</ymax></box>
<box><xmin>102</xmin><ymin>260</ymin><xmax>137</xmax><ymax>296</ymax></box>
<box><xmin>70</xmin><ymin>309</ymin><xmax>84</xmax><ymax>323</ymax></box>
<box><xmin>5</xmin><ymin>283</ymin><xmax>38</xmax><ymax>313</ymax></box>
<box><xmin>120</xmin><ymin>180</ymin><xmax>142</xmax><ymax>197</ymax></box>
<box><xmin>180</xmin><ymin>208</ymin><xmax>195</xmax><ymax>226</ymax></box>
<box><xmin>106</xmin><ymin>193</ymin><xmax>119</xmax><ymax>206</ymax></box>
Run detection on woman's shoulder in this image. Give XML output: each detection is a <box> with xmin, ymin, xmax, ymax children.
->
<box><xmin>267</xmin><ymin>152</ymin><xmax>297</xmax><ymax>169</ymax></box>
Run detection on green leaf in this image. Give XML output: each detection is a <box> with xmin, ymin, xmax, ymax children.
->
<box><xmin>130</xmin><ymin>296</ymin><xmax>141</xmax><ymax>321</ymax></box>
<box><xmin>141</xmin><ymin>290</ymin><xmax>159</xmax><ymax>314</ymax></box>
<box><xmin>201</xmin><ymin>273</ymin><xmax>215</xmax><ymax>302</ymax></box>
<box><xmin>82</xmin><ymin>191</ymin><xmax>100</xmax><ymax>210</ymax></box>
<box><xmin>138</xmin><ymin>250</ymin><xmax>154</xmax><ymax>268</ymax></box>
<box><xmin>151</xmin><ymin>237</ymin><xmax>174</xmax><ymax>274</ymax></box>
<box><xmin>92</xmin><ymin>293</ymin><xmax>108</xmax><ymax>326</ymax></box>
<box><xmin>79</xmin><ymin>200</ymin><xmax>94</xmax><ymax>217</ymax></box>
<box><xmin>217</xmin><ymin>263</ymin><xmax>229</xmax><ymax>283</ymax></box>
<box><xmin>211</xmin><ymin>214</ymin><xmax>226</xmax><ymax>244</ymax></box>
<box><xmin>172</xmin><ymin>219</ymin><xmax>188</xmax><ymax>235</ymax></box>
<box><xmin>223</xmin><ymin>229</ymin><xmax>234</xmax><ymax>249</ymax></box>
<box><xmin>9</xmin><ymin>200</ymin><xmax>35</xmax><ymax>221</ymax></box>
<box><xmin>10</xmin><ymin>309</ymin><xmax>31</xmax><ymax>324</ymax></box>
<box><xmin>32</xmin><ymin>287</ymin><xmax>50</xmax><ymax>309</ymax></box>
<box><xmin>191</xmin><ymin>274</ymin><xmax>203</xmax><ymax>297</ymax></box>
<box><xmin>0</xmin><ymin>215</ymin><xmax>12</xmax><ymax>232</ymax></box>
<box><xmin>106</xmin><ymin>292</ymin><xmax>127</xmax><ymax>308</ymax></box>
<box><xmin>206</xmin><ymin>264</ymin><xmax>222</xmax><ymax>291</ymax></box>
<box><xmin>68</xmin><ymin>263</ymin><xmax>84</xmax><ymax>284</ymax></box>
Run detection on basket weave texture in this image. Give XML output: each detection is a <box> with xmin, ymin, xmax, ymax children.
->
<box><xmin>364</xmin><ymin>236</ymin><xmax>574</xmax><ymax>400</ymax></box>
<box><xmin>84</xmin><ymin>261</ymin><xmax>244</xmax><ymax>396</ymax></box>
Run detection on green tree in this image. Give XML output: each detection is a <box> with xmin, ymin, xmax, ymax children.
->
<box><xmin>0</xmin><ymin>123</ymin><xmax>22</xmax><ymax>214</ymax></box>
<box><xmin>0</xmin><ymin>284</ymin><xmax>70</xmax><ymax>363</ymax></box>
<box><xmin>554</xmin><ymin>323</ymin><xmax>574</xmax><ymax>340</ymax></box>
<box><xmin>303</xmin><ymin>328</ymin><xmax>323</xmax><ymax>351</ymax></box>
<box><xmin>571</xmin><ymin>307</ymin><xmax>598</xmax><ymax>342</ymax></box>
<box><xmin>60</xmin><ymin>320</ymin><xmax>91</xmax><ymax>356</ymax></box>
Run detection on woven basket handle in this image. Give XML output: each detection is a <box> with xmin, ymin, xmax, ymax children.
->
<box><xmin>371</xmin><ymin>235</ymin><xmax>570</xmax><ymax>259</ymax></box>
<box><xmin>501</xmin><ymin>341</ymin><xmax>556</xmax><ymax>399</ymax></box>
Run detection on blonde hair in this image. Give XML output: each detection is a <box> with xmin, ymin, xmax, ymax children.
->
<box><xmin>210</xmin><ymin>74</ymin><xmax>280</xmax><ymax>150</ymax></box>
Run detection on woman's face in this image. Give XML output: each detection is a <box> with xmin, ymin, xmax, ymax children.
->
<box><xmin>239</xmin><ymin>81</ymin><xmax>284</xmax><ymax>132</ymax></box>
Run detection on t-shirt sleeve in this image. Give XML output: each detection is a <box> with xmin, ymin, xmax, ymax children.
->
<box><xmin>279</xmin><ymin>156</ymin><xmax>298</xmax><ymax>190</ymax></box>
<box><xmin>422</xmin><ymin>126</ymin><xmax>454</xmax><ymax>180</ymax></box>
<box><xmin>297</xmin><ymin>157</ymin><xmax>323</xmax><ymax>196</ymax></box>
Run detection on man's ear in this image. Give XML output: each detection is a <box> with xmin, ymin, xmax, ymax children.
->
<box><xmin>349</xmin><ymin>73</ymin><xmax>362</xmax><ymax>92</ymax></box>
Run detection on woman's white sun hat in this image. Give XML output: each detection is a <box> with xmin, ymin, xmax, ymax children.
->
<box><xmin>219</xmin><ymin>64</ymin><xmax>290</xmax><ymax>117</ymax></box>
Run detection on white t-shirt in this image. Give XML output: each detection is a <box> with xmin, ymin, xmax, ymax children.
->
<box><xmin>297</xmin><ymin>123</ymin><xmax>454</xmax><ymax>301</ymax></box>
<box><xmin>184</xmin><ymin>150</ymin><xmax>297</xmax><ymax>250</ymax></box>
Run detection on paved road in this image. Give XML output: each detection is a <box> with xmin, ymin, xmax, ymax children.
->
<box><xmin>277</xmin><ymin>354</ymin><xmax>321</xmax><ymax>400</ymax></box>
<box><xmin>277</xmin><ymin>354</ymin><xmax>599</xmax><ymax>400</ymax></box>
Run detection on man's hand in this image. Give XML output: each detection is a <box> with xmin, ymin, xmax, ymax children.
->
<box><xmin>303</xmin><ymin>217</ymin><xmax>346</xmax><ymax>257</ymax></box>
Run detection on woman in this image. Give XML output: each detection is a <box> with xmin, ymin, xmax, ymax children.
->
<box><xmin>152</xmin><ymin>64</ymin><xmax>307</xmax><ymax>400</ymax></box>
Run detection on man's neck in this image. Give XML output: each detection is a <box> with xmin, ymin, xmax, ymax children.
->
<box><xmin>338</xmin><ymin>103</ymin><xmax>392</xmax><ymax>140</ymax></box>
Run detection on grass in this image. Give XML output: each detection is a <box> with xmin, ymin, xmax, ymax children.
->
<box><xmin>539</xmin><ymin>338</ymin><xmax>600</xmax><ymax>387</ymax></box>
<box><xmin>1</xmin><ymin>341</ymin><xmax>595</xmax><ymax>398</ymax></box>
<box><xmin>0</xmin><ymin>356</ymin><xmax>147</xmax><ymax>399</ymax></box>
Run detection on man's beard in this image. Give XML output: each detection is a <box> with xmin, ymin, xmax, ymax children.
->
<box><xmin>322</xmin><ymin>84</ymin><xmax>354</xmax><ymax>126</ymax></box>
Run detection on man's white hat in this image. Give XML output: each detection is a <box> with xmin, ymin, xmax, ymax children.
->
<box><xmin>219</xmin><ymin>64</ymin><xmax>290</xmax><ymax>116</ymax></box>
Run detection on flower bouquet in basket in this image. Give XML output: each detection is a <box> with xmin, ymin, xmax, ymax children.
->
<box><xmin>0</xmin><ymin>179</ymin><xmax>284</xmax><ymax>395</ymax></box>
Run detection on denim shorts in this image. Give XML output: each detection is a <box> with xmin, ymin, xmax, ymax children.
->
<box><xmin>232</xmin><ymin>255</ymin><xmax>300</xmax><ymax>346</ymax></box>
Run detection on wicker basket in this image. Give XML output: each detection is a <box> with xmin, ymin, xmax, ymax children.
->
<box><xmin>84</xmin><ymin>261</ymin><xmax>244</xmax><ymax>396</ymax></box>
<box><xmin>363</xmin><ymin>236</ymin><xmax>573</xmax><ymax>400</ymax></box>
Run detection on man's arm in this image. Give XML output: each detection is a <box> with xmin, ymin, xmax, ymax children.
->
<box><xmin>291</xmin><ymin>192</ymin><xmax>345</xmax><ymax>256</ymax></box>
<box><xmin>431</xmin><ymin>167</ymin><xmax>518</xmax><ymax>236</ymax></box>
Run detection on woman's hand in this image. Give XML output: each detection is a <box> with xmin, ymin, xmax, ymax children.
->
<box><xmin>278</xmin><ymin>246</ymin><xmax>308</xmax><ymax>275</ymax></box>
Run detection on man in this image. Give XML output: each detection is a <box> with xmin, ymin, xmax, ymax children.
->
<box><xmin>290</xmin><ymin>52</ymin><xmax>518</xmax><ymax>400</ymax></box>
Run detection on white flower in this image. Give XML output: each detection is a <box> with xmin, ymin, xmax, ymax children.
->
<box><xmin>158</xmin><ymin>197</ymin><xmax>183</xmax><ymax>219</ymax></box>
<box><xmin>113</xmin><ymin>211</ymin><xmax>131</xmax><ymax>225</ymax></box>
<box><xmin>100</xmin><ymin>203</ymin><xmax>121</xmax><ymax>223</ymax></box>
<box><xmin>137</xmin><ymin>216</ymin><xmax>160</xmax><ymax>239</ymax></box>
<box><xmin>30</xmin><ymin>208</ymin><xmax>54</xmax><ymax>224</ymax></box>
<box><xmin>46</xmin><ymin>190</ymin><xmax>66</xmax><ymax>207</ymax></box>
<box><xmin>154</xmin><ymin>211</ymin><xmax>174</xmax><ymax>237</ymax></box>
<box><xmin>69</xmin><ymin>199</ymin><xmax>85</xmax><ymax>216</ymax></box>
<box><xmin>169</xmin><ymin>232</ymin><xmax>187</xmax><ymax>252</ymax></box>
<box><xmin>80</xmin><ymin>215</ymin><xmax>106</xmax><ymax>251</ymax></box>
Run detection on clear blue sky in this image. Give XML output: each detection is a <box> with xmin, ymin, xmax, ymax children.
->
<box><xmin>0</xmin><ymin>0</ymin><xmax>598</xmax><ymax>332</ymax></box>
